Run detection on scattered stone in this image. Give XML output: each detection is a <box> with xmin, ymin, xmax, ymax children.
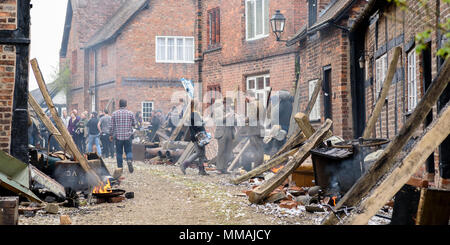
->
<box><xmin>125</xmin><ymin>192</ymin><xmax>135</xmax><ymax>199</ymax></box>
<box><xmin>279</xmin><ymin>200</ymin><xmax>298</xmax><ymax>209</ymax></box>
<box><xmin>295</xmin><ymin>195</ymin><xmax>312</xmax><ymax>205</ymax></box>
<box><xmin>44</xmin><ymin>203</ymin><xmax>59</xmax><ymax>214</ymax></box>
<box><xmin>307</xmin><ymin>186</ymin><xmax>321</xmax><ymax>197</ymax></box>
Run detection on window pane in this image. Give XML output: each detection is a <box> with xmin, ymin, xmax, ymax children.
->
<box><xmin>248</xmin><ymin>79</ymin><xmax>255</xmax><ymax>89</ymax></box>
<box><xmin>265</xmin><ymin>77</ymin><xmax>270</xmax><ymax>87</ymax></box>
<box><xmin>157</xmin><ymin>37</ymin><xmax>165</xmax><ymax>61</ymax></box>
<box><xmin>256</xmin><ymin>0</ymin><xmax>263</xmax><ymax>35</ymax></box>
<box><xmin>177</xmin><ymin>38</ymin><xmax>184</xmax><ymax>61</ymax></box>
<box><xmin>257</xmin><ymin>77</ymin><xmax>264</xmax><ymax>89</ymax></box>
<box><xmin>247</xmin><ymin>0</ymin><xmax>255</xmax><ymax>39</ymax></box>
<box><xmin>209</xmin><ymin>12</ymin><xmax>213</xmax><ymax>45</ymax></box>
<box><xmin>167</xmin><ymin>38</ymin><xmax>175</xmax><ymax>61</ymax></box>
<box><xmin>185</xmin><ymin>38</ymin><xmax>194</xmax><ymax>62</ymax></box>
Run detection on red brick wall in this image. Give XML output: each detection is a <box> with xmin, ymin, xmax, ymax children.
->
<box><xmin>76</xmin><ymin>0</ymin><xmax>197</xmax><ymax>116</ymax></box>
<box><xmin>0</xmin><ymin>44</ymin><xmax>15</xmax><ymax>153</ymax></box>
<box><xmin>298</xmin><ymin>27</ymin><xmax>353</xmax><ymax>139</ymax></box>
<box><xmin>362</xmin><ymin>1</ymin><xmax>449</xmax><ymax>180</ymax></box>
<box><xmin>64</xmin><ymin>0</ymin><xmax>126</xmax><ymax>112</ymax></box>
<box><xmin>0</xmin><ymin>0</ymin><xmax>16</xmax><ymax>153</ymax></box>
<box><xmin>200</xmin><ymin>0</ymin><xmax>306</xmax><ymax>112</ymax></box>
<box><xmin>0</xmin><ymin>0</ymin><xmax>17</xmax><ymax>30</ymax></box>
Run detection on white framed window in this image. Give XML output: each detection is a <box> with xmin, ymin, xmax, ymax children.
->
<box><xmin>156</xmin><ymin>36</ymin><xmax>194</xmax><ymax>63</ymax></box>
<box><xmin>375</xmin><ymin>54</ymin><xmax>387</xmax><ymax>101</ymax></box>
<box><xmin>246</xmin><ymin>74</ymin><xmax>271</xmax><ymax>104</ymax></box>
<box><xmin>407</xmin><ymin>49</ymin><xmax>417</xmax><ymax>112</ymax></box>
<box><xmin>246</xmin><ymin>0</ymin><xmax>270</xmax><ymax>41</ymax></box>
<box><xmin>142</xmin><ymin>101</ymin><xmax>154</xmax><ymax>122</ymax></box>
<box><xmin>309</xmin><ymin>79</ymin><xmax>321</xmax><ymax>121</ymax></box>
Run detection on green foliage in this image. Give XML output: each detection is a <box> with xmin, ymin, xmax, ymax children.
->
<box><xmin>388</xmin><ymin>0</ymin><xmax>449</xmax><ymax>59</ymax></box>
<box><xmin>51</xmin><ymin>64</ymin><xmax>71</xmax><ymax>97</ymax></box>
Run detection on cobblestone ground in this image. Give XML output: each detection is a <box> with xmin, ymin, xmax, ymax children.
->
<box><xmin>19</xmin><ymin>158</ymin><xmax>390</xmax><ymax>225</ymax></box>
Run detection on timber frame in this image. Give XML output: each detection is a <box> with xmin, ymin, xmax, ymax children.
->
<box><xmin>3</xmin><ymin>0</ymin><xmax>31</xmax><ymax>163</ymax></box>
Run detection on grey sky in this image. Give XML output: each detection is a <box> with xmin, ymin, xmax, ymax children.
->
<box><xmin>29</xmin><ymin>0</ymin><xmax>68</xmax><ymax>91</ymax></box>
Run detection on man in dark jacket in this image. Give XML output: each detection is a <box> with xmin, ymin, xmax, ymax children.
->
<box><xmin>180</xmin><ymin>101</ymin><xmax>209</xmax><ymax>176</ymax></box>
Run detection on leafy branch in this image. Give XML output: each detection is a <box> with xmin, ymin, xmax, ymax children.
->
<box><xmin>388</xmin><ymin>0</ymin><xmax>449</xmax><ymax>59</ymax></box>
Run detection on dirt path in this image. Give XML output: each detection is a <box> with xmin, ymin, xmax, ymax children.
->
<box><xmin>20</xmin><ymin>159</ymin><xmax>328</xmax><ymax>225</ymax></box>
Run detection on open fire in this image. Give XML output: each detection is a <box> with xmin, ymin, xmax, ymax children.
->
<box><xmin>271</xmin><ymin>165</ymin><xmax>284</xmax><ymax>173</ymax></box>
<box><xmin>92</xmin><ymin>178</ymin><xmax>112</xmax><ymax>194</ymax></box>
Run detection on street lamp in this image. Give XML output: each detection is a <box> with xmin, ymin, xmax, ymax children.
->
<box><xmin>270</xmin><ymin>10</ymin><xmax>287</xmax><ymax>42</ymax></box>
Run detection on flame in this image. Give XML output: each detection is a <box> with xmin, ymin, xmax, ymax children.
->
<box><xmin>92</xmin><ymin>178</ymin><xmax>112</xmax><ymax>194</ymax></box>
<box><xmin>271</xmin><ymin>165</ymin><xmax>284</xmax><ymax>173</ymax></box>
<box><xmin>332</xmin><ymin>196</ymin><xmax>337</xmax><ymax>206</ymax></box>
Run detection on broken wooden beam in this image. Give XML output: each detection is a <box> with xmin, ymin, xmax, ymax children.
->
<box><xmin>31</xmin><ymin>59</ymin><xmax>101</xmax><ymax>186</ymax></box>
<box><xmin>304</xmin><ymin>78</ymin><xmax>323</xmax><ymax>117</ymax></box>
<box><xmin>227</xmin><ymin>139</ymin><xmax>250</xmax><ymax>172</ymax></box>
<box><xmin>294</xmin><ymin>112</ymin><xmax>315</xmax><ymax>138</ymax></box>
<box><xmin>175</xmin><ymin>142</ymin><xmax>195</xmax><ymax>166</ymax></box>
<box><xmin>321</xmin><ymin>57</ymin><xmax>450</xmax><ymax>225</ymax></box>
<box><xmin>169</xmin><ymin>102</ymin><xmax>191</xmax><ymax>141</ymax></box>
<box><xmin>362</xmin><ymin>47</ymin><xmax>401</xmax><ymax>139</ymax></box>
<box><xmin>339</xmin><ymin>103</ymin><xmax>450</xmax><ymax>225</ymax></box>
<box><xmin>230</xmin><ymin>147</ymin><xmax>298</xmax><ymax>184</ymax></box>
<box><xmin>28</xmin><ymin>94</ymin><xmax>70</xmax><ymax>154</ymax></box>
<box><xmin>248</xmin><ymin>119</ymin><xmax>333</xmax><ymax>204</ymax></box>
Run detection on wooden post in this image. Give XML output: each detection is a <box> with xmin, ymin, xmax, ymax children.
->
<box><xmin>230</xmin><ymin>148</ymin><xmax>298</xmax><ymax>184</ymax></box>
<box><xmin>175</xmin><ymin>142</ymin><xmax>195</xmax><ymax>165</ymax></box>
<box><xmin>28</xmin><ymin>94</ymin><xmax>70</xmax><ymax>154</ymax></box>
<box><xmin>248</xmin><ymin>119</ymin><xmax>333</xmax><ymax>204</ymax></box>
<box><xmin>0</xmin><ymin>197</ymin><xmax>19</xmax><ymax>225</ymax></box>
<box><xmin>304</xmin><ymin>78</ymin><xmax>323</xmax><ymax>117</ymax></box>
<box><xmin>321</xmin><ymin>57</ymin><xmax>450</xmax><ymax>225</ymax></box>
<box><xmin>340</xmin><ymin>103</ymin><xmax>450</xmax><ymax>225</ymax></box>
<box><xmin>362</xmin><ymin>47</ymin><xmax>401</xmax><ymax>139</ymax></box>
<box><xmin>294</xmin><ymin>112</ymin><xmax>315</xmax><ymax>138</ymax></box>
<box><xmin>226</xmin><ymin>139</ymin><xmax>250</xmax><ymax>172</ymax></box>
<box><xmin>30</xmin><ymin>59</ymin><xmax>101</xmax><ymax>186</ymax></box>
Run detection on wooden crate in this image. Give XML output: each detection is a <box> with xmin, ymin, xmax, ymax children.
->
<box><xmin>0</xmin><ymin>197</ymin><xmax>19</xmax><ymax>225</ymax></box>
<box><xmin>292</xmin><ymin>160</ymin><xmax>315</xmax><ymax>187</ymax></box>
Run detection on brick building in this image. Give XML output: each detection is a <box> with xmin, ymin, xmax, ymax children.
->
<box><xmin>197</xmin><ymin>0</ymin><xmax>307</xmax><ymax>120</ymax></box>
<box><xmin>350</xmin><ymin>0</ymin><xmax>449</xmax><ymax>182</ymax></box>
<box><xmin>0</xmin><ymin>0</ymin><xmax>30</xmax><ymax>162</ymax></box>
<box><xmin>61</xmin><ymin>0</ymin><xmax>196</xmax><ymax>121</ymax></box>
<box><xmin>286</xmin><ymin>0</ymin><xmax>369</xmax><ymax>140</ymax></box>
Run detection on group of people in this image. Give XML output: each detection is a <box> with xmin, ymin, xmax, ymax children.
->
<box><xmin>60</xmin><ymin>99</ymin><xmax>138</xmax><ymax>177</ymax></box>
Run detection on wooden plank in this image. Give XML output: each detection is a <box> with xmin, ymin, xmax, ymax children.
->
<box><xmin>340</xmin><ymin>103</ymin><xmax>450</xmax><ymax>225</ymax></box>
<box><xmin>175</xmin><ymin>142</ymin><xmax>195</xmax><ymax>165</ymax></box>
<box><xmin>227</xmin><ymin>139</ymin><xmax>250</xmax><ymax>172</ymax></box>
<box><xmin>230</xmin><ymin>147</ymin><xmax>298</xmax><ymax>184</ymax></box>
<box><xmin>29</xmin><ymin>94</ymin><xmax>70</xmax><ymax>154</ymax></box>
<box><xmin>416</xmin><ymin>188</ymin><xmax>450</xmax><ymax>225</ymax></box>
<box><xmin>362</xmin><ymin>47</ymin><xmax>401</xmax><ymax>139</ymax></box>
<box><xmin>321</xmin><ymin>57</ymin><xmax>450</xmax><ymax>225</ymax></box>
<box><xmin>30</xmin><ymin>59</ymin><xmax>101</xmax><ymax>186</ymax></box>
<box><xmin>248</xmin><ymin>119</ymin><xmax>333</xmax><ymax>204</ymax></box>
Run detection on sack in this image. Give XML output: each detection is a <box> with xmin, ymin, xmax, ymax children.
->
<box><xmin>196</xmin><ymin>131</ymin><xmax>211</xmax><ymax>147</ymax></box>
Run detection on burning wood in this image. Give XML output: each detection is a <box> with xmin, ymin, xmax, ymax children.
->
<box><xmin>271</xmin><ymin>165</ymin><xmax>284</xmax><ymax>173</ymax></box>
<box><xmin>92</xmin><ymin>178</ymin><xmax>113</xmax><ymax>194</ymax></box>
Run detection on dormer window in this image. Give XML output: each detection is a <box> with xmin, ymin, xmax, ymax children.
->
<box><xmin>308</xmin><ymin>0</ymin><xmax>317</xmax><ymax>27</ymax></box>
